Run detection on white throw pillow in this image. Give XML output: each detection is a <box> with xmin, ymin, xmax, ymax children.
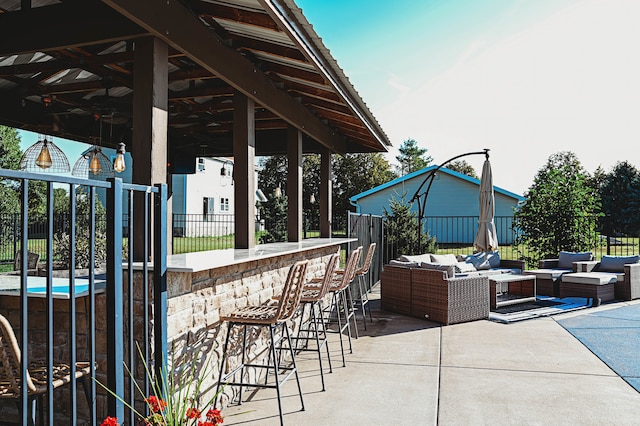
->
<box><xmin>399</xmin><ymin>253</ymin><xmax>433</xmax><ymax>263</ymax></box>
<box><xmin>455</xmin><ymin>262</ymin><xmax>477</xmax><ymax>273</ymax></box>
<box><xmin>430</xmin><ymin>253</ymin><xmax>458</xmax><ymax>265</ymax></box>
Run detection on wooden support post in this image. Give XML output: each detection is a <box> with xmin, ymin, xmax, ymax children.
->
<box><xmin>132</xmin><ymin>36</ymin><xmax>169</xmax><ymax>260</ymax></box>
<box><xmin>233</xmin><ymin>91</ymin><xmax>256</xmax><ymax>249</ymax></box>
<box><xmin>287</xmin><ymin>126</ymin><xmax>302</xmax><ymax>242</ymax></box>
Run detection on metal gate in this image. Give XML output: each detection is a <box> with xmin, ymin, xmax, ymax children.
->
<box><xmin>347</xmin><ymin>212</ymin><xmax>383</xmax><ymax>289</ymax></box>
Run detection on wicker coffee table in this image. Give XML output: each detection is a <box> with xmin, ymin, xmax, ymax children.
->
<box><xmin>489</xmin><ymin>274</ymin><xmax>536</xmax><ymax>310</ymax></box>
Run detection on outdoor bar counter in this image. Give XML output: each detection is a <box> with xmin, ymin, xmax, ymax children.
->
<box><xmin>156</xmin><ymin>238</ymin><xmax>355</xmax><ymax>340</ymax></box>
<box><xmin>145</xmin><ymin>237</ymin><xmax>356</xmax><ymax>406</ymax></box>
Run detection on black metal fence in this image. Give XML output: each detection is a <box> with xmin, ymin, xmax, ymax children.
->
<box><xmin>382</xmin><ymin>214</ymin><xmax>639</xmax><ymax>267</ymax></box>
<box><xmin>172</xmin><ymin>213</ymin><xmax>236</xmax><ymax>254</ymax></box>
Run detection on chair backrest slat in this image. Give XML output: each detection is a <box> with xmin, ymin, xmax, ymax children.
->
<box><xmin>314</xmin><ymin>253</ymin><xmax>340</xmax><ymax>300</ymax></box>
<box><xmin>276</xmin><ymin>260</ymin><xmax>308</xmax><ymax>321</ymax></box>
<box><xmin>0</xmin><ymin>314</ymin><xmax>37</xmax><ymax>394</ymax></box>
<box><xmin>334</xmin><ymin>246</ymin><xmax>362</xmax><ymax>291</ymax></box>
<box><xmin>358</xmin><ymin>243</ymin><xmax>377</xmax><ymax>275</ymax></box>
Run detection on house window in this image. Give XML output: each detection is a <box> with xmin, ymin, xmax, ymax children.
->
<box><xmin>220</xmin><ymin>197</ymin><xmax>229</xmax><ymax>212</ymax></box>
<box><xmin>203</xmin><ymin>197</ymin><xmax>215</xmax><ymax>221</ymax></box>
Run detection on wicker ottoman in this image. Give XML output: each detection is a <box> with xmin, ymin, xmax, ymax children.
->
<box><xmin>559</xmin><ymin>272</ymin><xmax>618</xmax><ymax>302</ymax></box>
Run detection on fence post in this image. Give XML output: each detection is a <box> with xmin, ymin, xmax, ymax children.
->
<box><xmin>106</xmin><ymin>178</ymin><xmax>125</xmax><ymax>419</ymax></box>
<box><xmin>12</xmin><ymin>213</ymin><xmax>17</xmax><ymax>266</ymax></box>
<box><xmin>154</xmin><ymin>184</ymin><xmax>168</xmax><ymax>384</ymax></box>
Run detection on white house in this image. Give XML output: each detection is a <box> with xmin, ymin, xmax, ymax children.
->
<box><xmin>171</xmin><ymin>157</ymin><xmax>266</xmax><ymax>237</ymax></box>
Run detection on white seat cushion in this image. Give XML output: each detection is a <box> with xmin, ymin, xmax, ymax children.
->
<box><xmin>561</xmin><ymin>272</ymin><xmax>620</xmax><ymax>285</ymax></box>
<box><xmin>525</xmin><ymin>268</ymin><xmax>570</xmax><ymax>280</ymax></box>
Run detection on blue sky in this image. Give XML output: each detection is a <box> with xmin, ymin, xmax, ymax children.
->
<box><xmin>19</xmin><ymin>1</ymin><xmax>640</xmax><ymax>195</ymax></box>
<box><xmin>297</xmin><ymin>0</ymin><xmax>640</xmax><ymax>194</ymax></box>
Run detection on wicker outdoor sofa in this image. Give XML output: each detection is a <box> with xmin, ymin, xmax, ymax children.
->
<box><xmin>380</xmin><ymin>257</ymin><xmax>525</xmax><ymax>325</ymax></box>
<box><xmin>560</xmin><ymin>255</ymin><xmax>640</xmax><ymax>302</ymax></box>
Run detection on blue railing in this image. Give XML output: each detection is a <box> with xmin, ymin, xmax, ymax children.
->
<box><xmin>0</xmin><ymin>168</ymin><xmax>167</xmax><ymax>424</ymax></box>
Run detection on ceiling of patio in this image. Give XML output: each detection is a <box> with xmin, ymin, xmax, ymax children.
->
<box><xmin>0</xmin><ymin>0</ymin><xmax>390</xmax><ymax>160</ymax></box>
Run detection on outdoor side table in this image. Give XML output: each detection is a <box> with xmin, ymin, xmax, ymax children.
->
<box><xmin>489</xmin><ymin>274</ymin><xmax>536</xmax><ymax>310</ymax></box>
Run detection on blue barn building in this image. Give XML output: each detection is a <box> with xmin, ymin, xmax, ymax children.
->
<box><xmin>350</xmin><ymin>166</ymin><xmax>524</xmax><ymax>244</ymax></box>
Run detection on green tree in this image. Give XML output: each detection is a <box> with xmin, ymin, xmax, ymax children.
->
<box><xmin>303</xmin><ymin>154</ymin><xmax>320</xmax><ymax>232</ymax></box>
<box><xmin>333</xmin><ymin>153</ymin><xmax>395</xmax><ymax>231</ymax></box>
<box><xmin>54</xmin><ymin>188</ymin><xmax>107</xmax><ymax>268</ymax></box>
<box><xmin>383</xmin><ymin>197</ymin><xmax>437</xmax><ymax>259</ymax></box>
<box><xmin>0</xmin><ymin>126</ymin><xmax>23</xmax><ymax>170</ymax></box>
<box><xmin>257</xmin><ymin>191</ymin><xmax>288</xmax><ymax>243</ymax></box>
<box><xmin>395</xmin><ymin>139</ymin><xmax>432</xmax><ymax>175</ymax></box>
<box><xmin>259</xmin><ymin>152</ymin><xmax>395</xmax><ymax>235</ymax></box>
<box><xmin>447</xmin><ymin>160</ymin><xmax>478</xmax><ymax>178</ymax></box>
<box><xmin>598</xmin><ymin>161</ymin><xmax>640</xmax><ymax>236</ymax></box>
<box><xmin>513</xmin><ymin>151</ymin><xmax>600</xmax><ymax>265</ymax></box>
<box><xmin>0</xmin><ymin>127</ymin><xmax>22</xmax><ymax>239</ymax></box>
<box><xmin>257</xmin><ymin>155</ymin><xmax>287</xmax><ymax>199</ymax></box>
<box><xmin>257</xmin><ymin>154</ymin><xmax>321</xmax><ymax>236</ymax></box>
<box><xmin>0</xmin><ymin>127</ymin><xmax>50</xmax><ymax>222</ymax></box>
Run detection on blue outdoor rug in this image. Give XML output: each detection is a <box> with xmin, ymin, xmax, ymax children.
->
<box><xmin>489</xmin><ymin>296</ymin><xmax>594</xmax><ymax>324</ymax></box>
<box><xmin>558</xmin><ymin>304</ymin><xmax>640</xmax><ymax>393</ymax></box>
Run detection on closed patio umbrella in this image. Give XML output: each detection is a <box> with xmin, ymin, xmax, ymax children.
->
<box><xmin>474</xmin><ymin>158</ymin><xmax>499</xmax><ymax>252</ymax></box>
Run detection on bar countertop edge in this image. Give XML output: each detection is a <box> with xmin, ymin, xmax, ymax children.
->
<box><xmin>128</xmin><ymin>238</ymin><xmax>357</xmax><ymax>273</ymax></box>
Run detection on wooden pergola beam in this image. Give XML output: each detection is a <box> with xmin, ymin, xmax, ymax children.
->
<box><xmin>0</xmin><ymin>3</ymin><xmax>146</xmax><ymax>55</ymax></box>
<box><xmin>102</xmin><ymin>0</ymin><xmax>348</xmax><ymax>154</ymax></box>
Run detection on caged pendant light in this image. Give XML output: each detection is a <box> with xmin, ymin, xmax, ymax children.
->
<box><xmin>19</xmin><ymin>134</ymin><xmax>70</xmax><ymax>173</ymax></box>
<box><xmin>72</xmin><ymin>144</ymin><xmax>115</xmax><ymax>179</ymax></box>
<box><xmin>72</xmin><ymin>114</ymin><xmax>114</xmax><ymax>179</ymax></box>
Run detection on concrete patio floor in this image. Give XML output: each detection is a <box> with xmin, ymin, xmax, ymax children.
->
<box><xmin>221</xmin><ymin>285</ymin><xmax>640</xmax><ymax>425</ymax></box>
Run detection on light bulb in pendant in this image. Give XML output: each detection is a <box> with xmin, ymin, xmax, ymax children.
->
<box><xmin>89</xmin><ymin>150</ymin><xmax>102</xmax><ymax>175</ymax></box>
<box><xmin>113</xmin><ymin>142</ymin><xmax>126</xmax><ymax>173</ymax></box>
<box><xmin>35</xmin><ymin>140</ymin><xmax>52</xmax><ymax>169</ymax></box>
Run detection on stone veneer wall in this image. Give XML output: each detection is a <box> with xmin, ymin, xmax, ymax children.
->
<box><xmin>164</xmin><ymin>245</ymin><xmax>338</xmax><ymax>409</ymax></box>
<box><xmin>0</xmin><ymin>293</ymin><xmax>108</xmax><ymax>425</ymax></box>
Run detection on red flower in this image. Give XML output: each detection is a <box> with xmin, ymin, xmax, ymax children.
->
<box><xmin>145</xmin><ymin>395</ymin><xmax>167</xmax><ymax>413</ymax></box>
<box><xmin>206</xmin><ymin>408</ymin><xmax>224</xmax><ymax>424</ymax></box>
<box><xmin>186</xmin><ymin>407</ymin><xmax>201</xmax><ymax>419</ymax></box>
<box><xmin>100</xmin><ymin>416</ymin><xmax>119</xmax><ymax>426</ymax></box>
<box><xmin>197</xmin><ymin>422</ymin><xmax>214</xmax><ymax>426</ymax></box>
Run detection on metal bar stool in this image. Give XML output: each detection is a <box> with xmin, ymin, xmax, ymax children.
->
<box><xmin>352</xmin><ymin>243</ymin><xmax>376</xmax><ymax>329</ymax></box>
<box><xmin>289</xmin><ymin>252</ymin><xmax>340</xmax><ymax>391</ymax></box>
<box><xmin>308</xmin><ymin>246</ymin><xmax>362</xmax><ymax>367</ymax></box>
<box><xmin>215</xmin><ymin>260</ymin><xmax>308</xmax><ymax>426</ymax></box>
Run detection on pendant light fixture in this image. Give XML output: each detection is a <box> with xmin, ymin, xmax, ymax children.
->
<box><xmin>113</xmin><ymin>141</ymin><xmax>126</xmax><ymax>173</ymax></box>
<box><xmin>19</xmin><ymin>134</ymin><xmax>70</xmax><ymax>173</ymax></box>
<box><xmin>72</xmin><ymin>114</ymin><xmax>114</xmax><ymax>179</ymax></box>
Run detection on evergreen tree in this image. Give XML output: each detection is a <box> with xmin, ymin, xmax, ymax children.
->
<box><xmin>447</xmin><ymin>160</ymin><xmax>478</xmax><ymax>178</ymax></box>
<box><xmin>395</xmin><ymin>139</ymin><xmax>432</xmax><ymax>175</ymax></box>
<box><xmin>383</xmin><ymin>197</ymin><xmax>437</xmax><ymax>259</ymax></box>
<box><xmin>598</xmin><ymin>161</ymin><xmax>640</xmax><ymax>237</ymax></box>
